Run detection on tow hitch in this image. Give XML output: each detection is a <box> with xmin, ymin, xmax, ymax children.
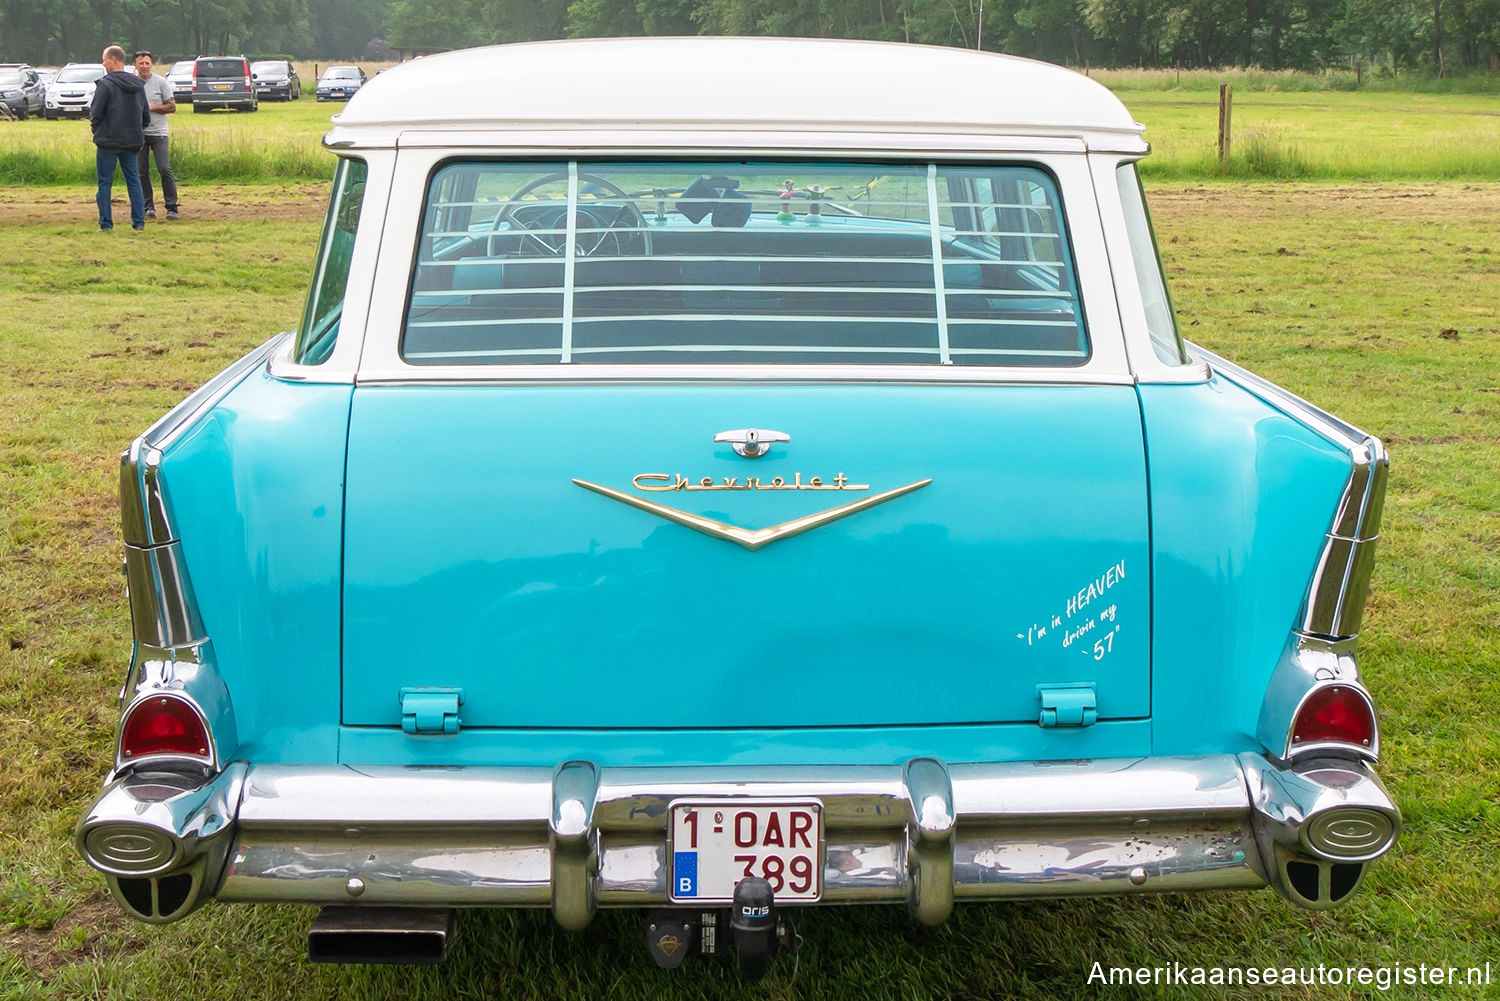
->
<box><xmin>645</xmin><ymin>878</ymin><xmax>798</xmax><ymax>981</ymax></box>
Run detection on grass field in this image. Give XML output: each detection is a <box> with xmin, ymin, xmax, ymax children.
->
<box><xmin>0</xmin><ymin>174</ymin><xmax>1496</xmax><ymax>998</ymax></box>
<box><xmin>4</xmin><ymin>78</ymin><xmax>1500</xmax><ymax>183</ymax></box>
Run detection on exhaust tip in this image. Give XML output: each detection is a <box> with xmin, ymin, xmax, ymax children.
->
<box><xmin>308</xmin><ymin>907</ymin><xmax>455</xmax><ymax>965</ymax></box>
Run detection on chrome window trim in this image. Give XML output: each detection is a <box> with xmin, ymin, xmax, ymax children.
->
<box><xmin>358</xmin><ymin>148</ymin><xmax>1131</xmax><ymax>383</ymax></box>
<box><xmin>353</xmin><ymin>368</ymin><xmax>1139</xmax><ymax>387</ymax></box>
<box><xmin>1092</xmin><ymin>154</ymin><xmax>1208</xmax><ymax>386</ymax></box>
<box><xmin>269</xmin><ymin>149</ymin><xmax>396</xmax><ymax>384</ymax></box>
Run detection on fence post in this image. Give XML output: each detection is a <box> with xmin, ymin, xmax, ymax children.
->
<box><xmin>1218</xmin><ymin>84</ymin><xmax>1233</xmax><ymax>169</ymax></box>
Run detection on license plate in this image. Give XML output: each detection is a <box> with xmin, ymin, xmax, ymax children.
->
<box><xmin>212</xmin><ymin>83</ymin><xmax>231</xmax><ymax>90</ymax></box>
<box><xmin>669</xmin><ymin>801</ymin><xmax>822</xmax><ymax>903</ymax></box>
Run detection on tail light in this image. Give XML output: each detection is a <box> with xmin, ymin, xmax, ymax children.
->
<box><xmin>243</xmin><ymin>60</ymin><xmax>251</xmax><ymax>89</ymax></box>
<box><xmin>120</xmin><ymin>695</ymin><xmax>211</xmax><ymax>761</ymax></box>
<box><xmin>1290</xmin><ymin>685</ymin><xmax>1375</xmax><ymax>755</ymax></box>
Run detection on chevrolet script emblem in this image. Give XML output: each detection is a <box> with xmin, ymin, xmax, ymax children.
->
<box><xmin>573</xmin><ymin>475</ymin><xmax>931</xmax><ymax>551</ymax></box>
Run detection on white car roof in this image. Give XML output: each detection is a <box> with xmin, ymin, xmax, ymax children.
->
<box><xmin>326</xmin><ymin>37</ymin><xmax>1146</xmax><ymax>154</ymax></box>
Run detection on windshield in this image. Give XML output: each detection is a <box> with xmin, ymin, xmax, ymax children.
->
<box><xmin>57</xmin><ymin>66</ymin><xmax>104</xmax><ymax>83</ymax></box>
<box><xmin>323</xmin><ymin>67</ymin><xmax>359</xmax><ymax>79</ymax></box>
<box><xmin>402</xmin><ymin>160</ymin><xmax>1088</xmax><ymax>368</ymax></box>
<box><xmin>197</xmin><ymin>59</ymin><xmax>245</xmax><ymax>79</ymax></box>
<box><xmin>252</xmin><ymin>61</ymin><xmax>287</xmax><ymax>75</ymax></box>
<box><xmin>168</xmin><ymin>65</ymin><xmax>192</xmax><ymax>78</ymax></box>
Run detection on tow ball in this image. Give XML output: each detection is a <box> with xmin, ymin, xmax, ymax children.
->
<box><xmin>644</xmin><ymin>878</ymin><xmax>798</xmax><ymax>982</ymax></box>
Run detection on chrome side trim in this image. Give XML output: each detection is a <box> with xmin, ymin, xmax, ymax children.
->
<box><xmin>121</xmin><ymin>334</ymin><xmax>286</xmax><ymax>546</ymax></box>
<box><xmin>1189</xmin><ymin>342</ymin><xmax>1389</xmax><ymax>640</ymax></box>
<box><xmin>124</xmin><ymin>543</ymin><xmax>205</xmax><ymax>650</ymax></box>
<box><xmin>1299</xmin><ymin>437</ymin><xmax>1388</xmax><ymax>639</ymax></box>
<box><xmin>1186</xmin><ymin>341</ymin><xmax>1366</xmax><ymax>451</ymax></box>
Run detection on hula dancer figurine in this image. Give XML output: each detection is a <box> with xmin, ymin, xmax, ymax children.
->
<box><xmin>777</xmin><ymin>179</ymin><xmax>796</xmax><ymax>222</ymax></box>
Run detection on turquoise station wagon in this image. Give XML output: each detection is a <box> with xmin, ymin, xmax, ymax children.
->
<box><xmin>76</xmin><ymin>38</ymin><xmax>1397</xmax><ymax>977</ymax></box>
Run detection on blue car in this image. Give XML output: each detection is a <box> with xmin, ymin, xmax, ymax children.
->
<box><xmin>77</xmin><ymin>37</ymin><xmax>1397</xmax><ymax>978</ymax></box>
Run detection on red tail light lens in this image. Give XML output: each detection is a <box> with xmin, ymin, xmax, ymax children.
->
<box><xmin>121</xmin><ymin>696</ymin><xmax>210</xmax><ymax>759</ymax></box>
<box><xmin>1292</xmin><ymin>686</ymin><xmax>1375</xmax><ymax>751</ymax></box>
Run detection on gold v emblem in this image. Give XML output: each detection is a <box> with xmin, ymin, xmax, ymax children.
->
<box><xmin>573</xmin><ymin>478</ymin><xmax>932</xmax><ymax>551</ymax></box>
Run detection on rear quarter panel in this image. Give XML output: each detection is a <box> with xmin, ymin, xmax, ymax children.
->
<box><xmin>158</xmin><ymin>368</ymin><xmax>352</xmax><ymax>763</ymax></box>
<box><xmin>1140</xmin><ymin>374</ymin><xmax>1352</xmax><ymax>755</ymax></box>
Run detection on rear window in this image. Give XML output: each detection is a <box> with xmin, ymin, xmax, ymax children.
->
<box><xmin>197</xmin><ymin>59</ymin><xmax>245</xmax><ymax>79</ymax></box>
<box><xmin>401</xmin><ymin>160</ymin><xmax>1088</xmax><ymax>367</ymax></box>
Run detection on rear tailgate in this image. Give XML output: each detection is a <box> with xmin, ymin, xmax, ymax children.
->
<box><xmin>341</xmin><ymin>384</ymin><xmax>1149</xmax><ymax>729</ymax></box>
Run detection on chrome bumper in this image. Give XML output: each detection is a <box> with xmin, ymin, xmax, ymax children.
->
<box><xmin>77</xmin><ymin>753</ymin><xmax>1398</xmax><ymax>926</ymax></box>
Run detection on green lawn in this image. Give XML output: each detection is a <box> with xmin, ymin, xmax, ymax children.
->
<box><xmin>0</xmin><ymin>180</ymin><xmax>1497</xmax><ymax>998</ymax></box>
<box><xmin>1123</xmin><ymin>90</ymin><xmax>1500</xmax><ymax>179</ymax></box>
<box><xmin>5</xmin><ymin>85</ymin><xmax>1500</xmax><ymax>183</ymax></box>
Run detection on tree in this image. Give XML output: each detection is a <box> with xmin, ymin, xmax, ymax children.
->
<box><xmin>386</xmin><ymin>0</ymin><xmax>485</xmax><ymax>49</ymax></box>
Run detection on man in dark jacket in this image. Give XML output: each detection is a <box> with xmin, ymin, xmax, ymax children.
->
<box><xmin>90</xmin><ymin>45</ymin><xmax>150</xmax><ymax>231</ymax></box>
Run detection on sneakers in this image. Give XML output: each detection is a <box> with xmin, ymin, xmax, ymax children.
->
<box><xmin>166</xmin><ymin>210</ymin><xmax>179</xmax><ymax>221</ymax></box>
<box><xmin>145</xmin><ymin>208</ymin><xmax>156</xmax><ymax>219</ymax></box>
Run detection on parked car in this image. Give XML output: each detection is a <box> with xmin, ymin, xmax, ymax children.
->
<box><xmin>165</xmin><ymin>60</ymin><xmax>195</xmax><ymax>104</ymax></box>
<box><xmin>75</xmin><ymin>38</ymin><xmax>1398</xmax><ymax>979</ymax></box>
<box><xmin>191</xmin><ymin>55</ymin><xmax>256</xmax><ymax>112</ymax></box>
<box><xmin>250</xmin><ymin>59</ymin><xmax>300</xmax><ymax>101</ymax></box>
<box><xmin>43</xmin><ymin>62</ymin><xmax>105</xmax><ymax>119</ymax></box>
<box><xmin>0</xmin><ymin>64</ymin><xmax>45</xmax><ymax>119</ymax></box>
<box><xmin>314</xmin><ymin>64</ymin><xmax>364</xmax><ymax>101</ymax></box>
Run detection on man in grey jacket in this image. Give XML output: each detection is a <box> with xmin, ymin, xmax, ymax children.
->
<box><xmin>89</xmin><ymin>45</ymin><xmax>149</xmax><ymax>231</ymax></box>
<box><xmin>133</xmin><ymin>51</ymin><xmax>179</xmax><ymax>220</ymax></box>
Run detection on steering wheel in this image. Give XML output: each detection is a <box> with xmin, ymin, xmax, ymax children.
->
<box><xmin>490</xmin><ymin>171</ymin><xmax>651</xmax><ymax>257</ymax></box>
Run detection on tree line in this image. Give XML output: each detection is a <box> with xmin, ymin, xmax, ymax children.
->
<box><xmin>3</xmin><ymin>0</ymin><xmax>1496</xmax><ymax>72</ymax></box>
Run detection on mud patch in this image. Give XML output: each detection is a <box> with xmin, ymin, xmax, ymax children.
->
<box><xmin>0</xmin><ymin>183</ymin><xmax>328</xmax><ymax>227</ymax></box>
<box><xmin>2</xmin><ymin>896</ymin><xmax>148</xmax><ymax>978</ymax></box>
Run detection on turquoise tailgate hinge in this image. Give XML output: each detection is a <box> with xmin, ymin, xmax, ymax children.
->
<box><xmin>400</xmin><ymin>687</ymin><xmax>465</xmax><ymax>734</ymax></box>
<box><xmin>1037</xmin><ymin>684</ymin><xmax>1097</xmax><ymax>728</ymax></box>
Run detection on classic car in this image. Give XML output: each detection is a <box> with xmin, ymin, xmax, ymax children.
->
<box><xmin>76</xmin><ymin>37</ymin><xmax>1397</xmax><ymax>979</ymax></box>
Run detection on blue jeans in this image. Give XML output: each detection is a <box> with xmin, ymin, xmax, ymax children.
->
<box><xmin>96</xmin><ymin>147</ymin><xmax>145</xmax><ymax>230</ymax></box>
